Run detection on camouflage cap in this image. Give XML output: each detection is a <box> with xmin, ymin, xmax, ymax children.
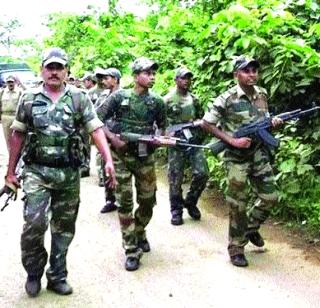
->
<box><xmin>94</xmin><ymin>67</ymin><xmax>108</xmax><ymax>77</ymax></box>
<box><xmin>42</xmin><ymin>47</ymin><xmax>68</xmax><ymax>67</ymax></box>
<box><xmin>234</xmin><ymin>56</ymin><xmax>259</xmax><ymax>71</ymax></box>
<box><xmin>82</xmin><ymin>72</ymin><xmax>96</xmax><ymax>82</ymax></box>
<box><xmin>175</xmin><ymin>67</ymin><xmax>193</xmax><ymax>79</ymax></box>
<box><xmin>105</xmin><ymin>68</ymin><xmax>121</xmax><ymax>80</ymax></box>
<box><xmin>5</xmin><ymin>75</ymin><xmax>15</xmax><ymax>82</ymax></box>
<box><xmin>131</xmin><ymin>57</ymin><xmax>159</xmax><ymax>74</ymax></box>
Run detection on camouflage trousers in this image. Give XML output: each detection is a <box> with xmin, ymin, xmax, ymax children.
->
<box><xmin>21</xmin><ymin>164</ymin><xmax>80</xmax><ymax>282</ymax></box>
<box><xmin>224</xmin><ymin>147</ymin><xmax>278</xmax><ymax>256</ymax></box>
<box><xmin>168</xmin><ymin>147</ymin><xmax>209</xmax><ymax>215</ymax></box>
<box><xmin>113</xmin><ymin>151</ymin><xmax>157</xmax><ymax>258</ymax></box>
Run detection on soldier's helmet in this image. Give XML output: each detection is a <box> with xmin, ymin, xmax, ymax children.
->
<box><xmin>42</xmin><ymin>47</ymin><xmax>68</xmax><ymax>67</ymax></box>
<box><xmin>131</xmin><ymin>57</ymin><xmax>159</xmax><ymax>74</ymax></box>
<box><xmin>234</xmin><ymin>56</ymin><xmax>259</xmax><ymax>71</ymax></box>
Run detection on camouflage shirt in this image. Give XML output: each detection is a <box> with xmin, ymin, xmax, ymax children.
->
<box><xmin>97</xmin><ymin>88</ymin><xmax>167</xmax><ymax>134</ymax></box>
<box><xmin>11</xmin><ymin>84</ymin><xmax>102</xmax><ymax>164</ymax></box>
<box><xmin>203</xmin><ymin>84</ymin><xmax>269</xmax><ymax>134</ymax></box>
<box><xmin>88</xmin><ymin>85</ymin><xmax>105</xmax><ymax>105</ymax></box>
<box><xmin>164</xmin><ymin>88</ymin><xmax>203</xmax><ymax>125</ymax></box>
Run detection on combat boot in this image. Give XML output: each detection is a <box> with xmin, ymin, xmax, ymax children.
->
<box><xmin>247</xmin><ymin>231</ymin><xmax>265</xmax><ymax>247</ymax></box>
<box><xmin>230</xmin><ymin>254</ymin><xmax>248</xmax><ymax>267</ymax></box>
<box><xmin>171</xmin><ymin>213</ymin><xmax>183</xmax><ymax>226</ymax></box>
<box><xmin>47</xmin><ymin>280</ymin><xmax>73</xmax><ymax>295</ymax></box>
<box><xmin>125</xmin><ymin>256</ymin><xmax>140</xmax><ymax>271</ymax></box>
<box><xmin>25</xmin><ymin>275</ymin><xmax>41</xmax><ymax>297</ymax></box>
<box><xmin>138</xmin><ymin>239</ymin><xmax>151</xmax><ymax>253</ymax></box>
<box><xmin>185</xmin><ymin>204</ymin><xmax>201</xmax><ymax>220</ymax></box>
<box><xmin>100</xmin><ymin>201</ymin><xmax>118</xmax><ymax>213</ymax></box>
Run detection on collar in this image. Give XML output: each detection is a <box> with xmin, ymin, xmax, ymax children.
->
<box><xmin>236</xmin><ymin>84</ymin><xmax>261</xmax><ymax>100</ymax></box>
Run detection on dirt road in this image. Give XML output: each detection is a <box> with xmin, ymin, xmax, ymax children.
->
<box><xmin>0</xmin><ymin>127</ymin><xmax>319</xmax><ymax>308</ymax></box>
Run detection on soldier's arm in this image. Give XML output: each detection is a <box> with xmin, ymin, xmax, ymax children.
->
<box><xmin>201</xmin><ymin>95</ymin><xmax>251</xmax><ymax>149</ymax></box>
<box><xmin>91</xmin><ymin>128</ymin><xmax>117</xmax><ymax>188</ymax></box>
<box><xmin>156</xmin><ymin>97</ymin><xmax>167</xmax><ymax>135</ymax></box>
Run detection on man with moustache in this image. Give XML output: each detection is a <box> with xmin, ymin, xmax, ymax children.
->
<box><xmin>4</xmin><ymin>47</ymin><xmax>116</xmax><ymax>297</ymax></box>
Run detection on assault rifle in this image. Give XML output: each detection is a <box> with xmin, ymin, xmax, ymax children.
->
<box><xmin>0</xmin><ymin>183</ymin><xmax>17</xmax><ymax>211</ymax></box>
<box><xmin>166</xmin><ymin>121</ymin><xmax>201</xmax><ymax>136</ymax></box>
<box><xmin>209</xmin><ymin>106</ymin><xmax>320</xmax><ymax>155</ymax></box>
<box><xmin>120</xmin><ymin>132</ymin><xmax>211</xmax><ymax>157</ymax></box>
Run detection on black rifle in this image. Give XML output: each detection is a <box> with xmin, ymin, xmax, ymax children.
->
<box><xmin>209</xmin><ymin>106</ymin><xmax>320</xmax><ymax>155</ymax></box>
<box><xmin>0</xmin><ymin>185</ymin><xmax>17</xmax><ymax>211</ymax></box>
<box><xmin>166</xmin><ymin>121</ymin><xmax>200</xmax><ymax>135</ymax></box>
<box><xmin>120</xmin><ymin>132</ymin><xmax>211</xmax><ymax>157</ymax></box>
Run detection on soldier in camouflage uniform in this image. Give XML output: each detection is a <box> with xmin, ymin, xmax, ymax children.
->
<box><xmin>97</xmin><ymin>68</ymin><xmax>122</xmax><ymax>214</ymax></box>
<box><xmin>201</xmin><ymin>56</ymin><xmax>282</xmax><ymax>267</ymax></box>
<box><xmin>89</xmin><ymin>68</ymin><xmax>110</xmax><ymax>186</ymax></box>
<box><xmin>97</xmin><ymin>57</ymin><xmax>166</xmax><ymax>271</ymax></box>
<box><xmin>4</xmin><ymin>47</ymin><xmax>116</xmax><ymax>297</ymax></box>
<box><xmin>165</xmin><ymin>67</ymin><xmax>208</xmax><ymax>226</ymax></box>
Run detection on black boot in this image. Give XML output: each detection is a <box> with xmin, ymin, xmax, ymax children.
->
<box><xmin>247</xmin><ymin>231</ymin><xmax>265</xmax><ymax>247</ymax></box>
<box><xmin>25</xmin><ymin>275</ymin><xmax>41</xmax><ymax>297</ymax></box>
<box><xmin>171</xmin><ymin>213</ymin><xmax>183</xmax><ymax>226</ymax></box>
<box><xmin>47</xmin><ymin>280</ymin><xmax>73</xmax><ymax>295</ymax></box>
<box><xmin>185</xmin><ymin>204</ymin><xmax>201</xmax><ymax>220</ymax></box>
<box><xmin>138</xmin><ymin>239</ymin><xmax>151</xmax><ymax>253</ymax></box>
<box><xmin>125</xmin><ymin>256</ymin><xmax>140</xmax><ymax>271</ymax></box>
<box><xmin>100</xmin><ymin>201</ymin><xmax>118</xmax><ymax>213</ymax></box>
<box><xmin>230</xmin><ymin>254</ymin><xmax>248</xmax><ymax>267</ymax></box>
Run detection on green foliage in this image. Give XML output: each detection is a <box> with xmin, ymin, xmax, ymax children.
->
<box><xmin>32</xmin><ymin>0</ymin><xmax>320</xmax><ymax>233</ymax></box>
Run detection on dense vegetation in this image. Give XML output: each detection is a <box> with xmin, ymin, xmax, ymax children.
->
<box><xmin>4</xmin><ymin>0</ymin><xmax>320</xmax><ymax>233</ymax></box>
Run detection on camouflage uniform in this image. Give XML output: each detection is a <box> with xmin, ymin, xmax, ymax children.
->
<box><xmin>203</xmin><ymin>84</ymin><xmax>278</xmax><ymax>257</ymax></box>
<box><xmin>165</xmin><ymin>88</ymin><xmax>208</xmax><ymax>218</ymax></box>
<box><xmin>12</xmin><ymin>84</ymin><xmax>102</xmax><ymax>283</ymax></box>
<box><xmin>97</xmin><ymin>88</ymin><xmax>166</xmax><ymax>258</ymax></box>
<box><xmin>96</xmin><ymin>89</ymin><xmax>117</xmax><ymax>206</ymax></box>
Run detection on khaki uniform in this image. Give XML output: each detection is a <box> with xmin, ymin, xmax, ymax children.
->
<box><xmin>0</xmin><ymin>87</ymin><xmax>23</xmax><ymax>151</ymax></box>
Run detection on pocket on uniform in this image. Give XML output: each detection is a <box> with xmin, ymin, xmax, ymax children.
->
<box><xmin>32</xmin><ymin>106</ymin><xmax>49</xmax><ymax>128</ymax></box>
<box><xmin>62</xmin><ymin>105</ymin><xmax>75</xmax><ymax>128</ymax></box>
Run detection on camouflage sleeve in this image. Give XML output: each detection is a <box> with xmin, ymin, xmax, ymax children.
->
<box><xmin>81</xmin><ymin>92</ymin><xmax>103</xmax><ymax>133</ymax></box>
<box><xmin>96</xmin><ymin>92</ymin><xmax>119</xmax><ymax>123</ymax></box>
<box><xmin>202</xmin><ymin>92</ymin><xmax>228</xmax><ymax>125</ymax></box>
<box><xmin>155</xmin><ymin>96</ymin><xmax>167</xmax><ymax>131</ymax></box>
<box><xmin>10</xmin><ymin>93</ymin><xmax>30</xmax><ymax>132</ymax></box>
<box><xmin>193</xmin><ymin>95</ymin><xmax>204</xmax><ymax>119</ymax></box>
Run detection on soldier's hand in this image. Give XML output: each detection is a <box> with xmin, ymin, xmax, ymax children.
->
<box><xmin>230</xmin><ymin>137</ymin><xmax>252</xmax><ymax>149</ymax></box>
<box><xmin>111</xmin><ymin>136</ymin><xmax>127</xmax><ymax>154</ymax></box>
<box><xmin>5</xmin><ymin>174</ymin><xmax>21</xmax><ymax>190</ymax></box>
<box><xmin>271</xmin><ymin>116</ymin><xmax>283</xmax><ymax>127</ymax></box>
<box><xmin>104</xmin><ymin>162</ymin><xmax>117</xmax><ymax>189</ymax></box>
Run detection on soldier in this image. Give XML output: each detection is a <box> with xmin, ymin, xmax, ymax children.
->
<box><xmin>97</xmin><ymin>68</ymin><xmax>122</xmax><ymax>214</ymax></box>
<box><xmin>164</xmin><ymin>67</ymin><xmax>209</xmax><ymax>226</ymax></box>
<box><xmin>97</xmin><ymin>57</ymin><xmax>166</xmax><ymax>271</ymax></box>
<box><xmin>4</xmin><ymin>47</ymin><xmax>116</xmax><ymax>297</ymax></box>
<box><xmin>82</xmin><ymin>73</ymin><xmax>97</xmax><ymax>90</ymax></box>
<box><xmin>88</xmin><ymin>68</ymin><xmax>108</xmax><ymax>106</ymax></box>
<box><xmin>0</xmin><ymin>75</ymin><xmax>24</xmax><ymax>153</ymax></box>
<box><xmin>89</xmin><ymin>68</ymin><xmax>109</xmax><ymax>186</ymax></box>
<box><xmin>200</xmin><ymin>56</ymin><xmax>282</xmax><ymax>267</ymax></box>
